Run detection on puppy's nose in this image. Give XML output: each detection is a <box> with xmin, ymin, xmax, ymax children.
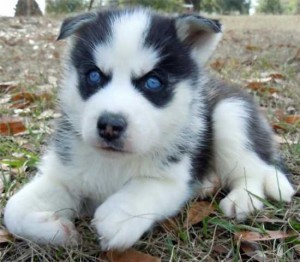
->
<box><xmin>97</xmin><ymin>113</ymin><xmax>127</xmax><ymax>141</ymax></box>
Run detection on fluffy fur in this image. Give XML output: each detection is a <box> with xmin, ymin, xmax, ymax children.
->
<box><xmin>4</xmin><ymin>8</ymin><xmax>295</xmax><ymax>250</ymax></box>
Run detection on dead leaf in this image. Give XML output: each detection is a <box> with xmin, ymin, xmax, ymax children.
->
<box><xmin>245</xmin><ymin>45</ymin><xmax>262</xmax><ymax>51</ymax></box>
<box><xmin>159</xmin><ymin>217</ymin><xmax>180</xmax><ymax>233</ymax></box>
<box><xmin>0</xmin><ymin>116</ymin><xmax>26</xmax><ymax>136</ymax></box>
<box><xmin>273</xmin><ymin>123</ymin><xmax>287</xmax><ymax>133</ymax></box>
<box><xmin>0</xmin><ymin>81</ymin><xmax>19</xmax><ymax>92</ymax></box>
<box><xmin>246</xmin><ymin>82</ymin><xmax>278</xmax><ymax>94</ymax></box>
<box><xmin>269</xmin><ymin>73</ymin><xmax>284</xmax><ymax>80</ymax></box>
<box><xmin>10</xmin><ymin>91</ymin><xmax>52</xmax><ymax>108</ymax></box>
<box><xmin>184</xmin><ymin>201</ymin><xmax>215</xmax><ymax>229</ymax></box>
<box><xmin>235</xmin><ymin>230</ymin><xmax>296</xmax><ymax>242</ymax></box>
<box><xmin>212</xmin><ymin>244</ymin><xmax>229</xmax><ymax>254</ymax></box>
<box><xmin>210</xmin><ymin>60</ymin><xmax>225</xmax><ymax>72</ymax></box>
<box><xmin>240</xmin><ymin>241</ymin><xmax>265</xmax><ymax>262</ymax></box>
<box><xmin>283</xmin><ymin>115</ymin><xmax>300</xmax><ymax>125</ymax></box>
<box><xmin>105</xmin><ymin>249</ymin><xmax>161</xmax><ymax>262</ymax></box>
<box><xmin>0</xmin><ymin>229</ymin><xmax>14</xmax><ymax>243</ymax></box>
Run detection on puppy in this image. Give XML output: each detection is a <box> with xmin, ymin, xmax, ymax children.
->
<box><xmin>4</xmin><ymin>8</ymin><xmax>295</xmax><ymax>250</ymax></box>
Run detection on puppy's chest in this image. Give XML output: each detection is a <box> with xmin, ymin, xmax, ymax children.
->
<box><xmin>70</xmin><ymin>153</ymin><xmax>157</xmax><ymax>203</ymax></box>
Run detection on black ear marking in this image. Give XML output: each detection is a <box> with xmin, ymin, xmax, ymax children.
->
<box><xmin>178</xmin><ymin>14</ymin><xmax>222</xmax><ymax>34</ymax></box>
<box><xmin>175</xmin><ymin>14</ymin><xmax>222</xmax><ymax>46</ymax></box>
<box><xmin>57</xmin><ymin>12</ymin><xmax>97</xmax><ymax>40</ymax></box>
<box><xmin>175</xmin><ymin>14</ymin><xmax>222</xmax><ymax>65</ymax></box>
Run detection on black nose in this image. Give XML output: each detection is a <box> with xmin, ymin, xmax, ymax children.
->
<box><xmin>97</xmin><ymin>113</ymin><xmax>127</xmax><ymax>141</ymax></box>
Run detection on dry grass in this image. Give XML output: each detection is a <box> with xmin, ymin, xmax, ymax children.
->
<box><xmin>0</xmin><ymin>14</ymin><xmax>299</xmax><ymax>261</ymax></box>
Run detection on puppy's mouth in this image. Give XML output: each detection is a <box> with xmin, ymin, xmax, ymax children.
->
<box><xmin>96</xmin><ymin>141</ymin><xmax>130</xmax><ymax>154</ymax></box>
<box><xmin>100</xmin><ymin>145</ymin><xmax>124</xmax><ymax>153</ymax></box>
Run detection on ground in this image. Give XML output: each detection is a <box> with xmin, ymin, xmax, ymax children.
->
<box><xmin>0</xmin><ymin>14</ymin><xmax>299</xmax><ymax>261</ymax></box>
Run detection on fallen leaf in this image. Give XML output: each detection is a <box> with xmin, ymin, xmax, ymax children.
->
<box><xmin>105</xmin><ymin>249</ymin><xmax>161</xmax><ymax>262</ymax></box>
<box><xmin>159</xmin><ymin>217</ymin><xmax>180</xmax><ymax>233</ymax></box>
<box><xmin>283</xmin><ymin>115</ymin><xmax>300</xmax><ymax>125</ymax></box>
<box><xmin>184</xmin><ymin>201</ymin><xmax>215</xmax><ymax>229</ymax></box>
<box><xmin>212</xmin><ymin>244</ymin><xmax>229</xmax><ymax>254</ymax></box>
<box><xmin>240</xmin><ymin>241</ymin><xmax>265</xmax><ymax>262</ymax></box>
<box><xmin>246</xmin><ymin>82</ymin><xmax>278</xmax><ymax>94</ymax></box>
<box><xmin>269</xmin><ymin>73</ymin><xmax>284</xmax><ymax>80</ymax></box>
<box><xmin>210</xmin><ymin>60</ymin><xmax>225</xmax><ymax>72</ymax></box>
<box><xmin>10</xmin><ymin>91</ymin><xmax>52</xmax><ymax>109</ymax></box>
<box><xmin>0</xmin><ymin>229</ymin><xmax>14</xmax><ymax>243</ymax></box>
<box><xmin>273</xmin><ymin>123</ymin><xmax>287</xmax><ymax>133</ymax></box>
<box><xmin>245</xmin><ymin>45</ymin><xmax>261</xmax><ymax>51</ymax></box>
<box><xmin>0</xmin><ymin>116</ymin><xmax>26</xmax><ymax>136</ymax></box>
<box><xmin>235</xmin><ymin>230</ymin><xmax>296</xmax><ymax>242</ymax></box>
<box><xmin>0</xmin><ymin>81</ymin><xmax>19</xmax><ymax>92</ymax></box>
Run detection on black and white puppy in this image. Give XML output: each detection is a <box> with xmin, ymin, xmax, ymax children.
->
<box><xmin>4</xmin><ymin>8</ymin><xmax>295</xmax><ymax>250</ymax></box>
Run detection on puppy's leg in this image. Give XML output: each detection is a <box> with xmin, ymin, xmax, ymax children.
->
<box><xmin>93</xmin><ymin>157</ymin><xmax>191</xmax><ymax>250</ymax></box>
<box><xmin>4</xmin><ymin>151</ymin><xmax>80</xmax><ymax>245</ymax></box>
<box><xmin>212</xmin><ymin>98</ymin><xmax>294</xmax><ymax>221</ymax></box>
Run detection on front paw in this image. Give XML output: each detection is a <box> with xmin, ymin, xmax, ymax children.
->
<box><xmin>219</xmin><ymin>188</ymin><xmax>264</xmax><ymax>221</ymax></box>
<box><xmin>92</xmin><ymin>196</ymin><xmax>154</xmax><ymax>250</ymax></box>
<box><xmin>5</xmin><ymin>211</ymin><xmax>80</xmax><ymax>246</ymax></box>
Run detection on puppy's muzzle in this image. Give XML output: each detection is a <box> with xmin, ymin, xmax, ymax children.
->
<box><xmin>97</xmin><ymin>113</ymin><xmax>127</xmax><ymax>142</ymax></box>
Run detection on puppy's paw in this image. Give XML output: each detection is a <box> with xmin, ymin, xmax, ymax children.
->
<box><xmin>16</xmin><ymin>212</ymin><xmax>79</xmax><ymax>245</ymax></box>
<box><xmin>219</xmin><ymin>188</ymin><xmax>264</xmax><ymax>221</ymax></box>
<box><xmin>93</xmin><ymin>196</ymin><xmax>153</xmax><ymax>250</ymax></box>
<box><xmin>264</xmin><ymin>172</ymin><xmax>295</xmax><ymax>202</ymax></box>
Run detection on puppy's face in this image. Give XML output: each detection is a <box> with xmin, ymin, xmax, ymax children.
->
<box><xmin>59</xmin><ymin>9</ymin><xmax>221</xmax><ymax>155</ymax></box>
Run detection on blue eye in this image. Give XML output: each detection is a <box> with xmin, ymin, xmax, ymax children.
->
<box><xmin>145</xmin><ymin>76</ymin><xmax>162</xmax><ymax>91</ymax></box>
<box><xmin>87</xmin><ymin>70</ymin><xmax>101</xmax><ymax>85</ymax></box>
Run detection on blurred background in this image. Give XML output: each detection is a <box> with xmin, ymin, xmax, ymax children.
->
<box><xmin>1</xmin><ymin>0</ymin><xmax>300</xmax><ymax>17</ymax></box>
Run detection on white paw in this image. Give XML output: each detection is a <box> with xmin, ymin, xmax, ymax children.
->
<box><xmin>93</xmin><ymin>196</ymin><xmax>153</xmax><ymax>250</ymax></box>
<box><xmin>8</xmin><ymin>211</ymin><xmax>80</xmax><ymax>245</ymax></box>
<box><xmin>264</xmin><ymin>172</ymin><xmax>295</xmax><ymax>202</ymax></box>
<box><xmin>220</xmin><ymin>188</ymin><xmax>264</xmax><ymax>221</ymax></box>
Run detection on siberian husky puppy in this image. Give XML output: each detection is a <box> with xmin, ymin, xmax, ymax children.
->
<box><xmin>4</xmin><ymin>8</ymin><xmax>295</xmax><ymax>250</ymax></box>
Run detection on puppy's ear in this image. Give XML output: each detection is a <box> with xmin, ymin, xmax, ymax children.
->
<box><xmin>175</xmin><ymin>14</ymin><xmax>222</xmax><ymax>65</ymax></box>
<box><xmin>57</xmin><ymin>12</ymin><xmax>97</xmax><ymax>40</ymax></box>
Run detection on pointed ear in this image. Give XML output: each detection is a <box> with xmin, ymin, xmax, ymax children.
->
<box><xmin>57</xmin><ymin>12</ymin><xmax>97</xmax><ymax>40</ymax></box>
<box><xmin>175</xmin><ymin>14</ymin><xmax>222</xmax><ymax>65</ymax></box>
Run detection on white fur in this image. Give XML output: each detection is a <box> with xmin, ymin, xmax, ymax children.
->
<box><xmin>212</xmin><ymin>99</ymin><xmax>295</xmax><ymax>220</ymax></box>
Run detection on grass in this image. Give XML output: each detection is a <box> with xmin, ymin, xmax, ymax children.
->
<box><xmin>0</xmin><ymin>14</ymin><xmax>300</xmax><ymax>261</ymax></box>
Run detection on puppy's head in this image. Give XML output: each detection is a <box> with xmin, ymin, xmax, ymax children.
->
<box><xmin>58</xmin><ymin>8</ymin><xmax>222</xmax><ymax>155</ymax></box>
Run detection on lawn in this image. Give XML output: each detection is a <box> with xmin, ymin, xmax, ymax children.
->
<box><xmin>0</xmin><ymin>14</ymin><xmax>299</xmax><ymax>261</ymax></box>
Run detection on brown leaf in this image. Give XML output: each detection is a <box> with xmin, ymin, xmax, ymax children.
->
<box><xmin>235</xmin><ymin>230</ymin><xmax>295</xmax><ymax>242</ymax></box>
<box><xmin>184</xmin><ymin>201</ymin><xmax>215</xmax><ymax>229</ymax></box>
<box><xmin>240</xmin><ymin>241</ymin><xmax>265</xmax><ymax>262</ymax></box>
<box><xmin>269</xmin><ymin>73</ymin><xmax>284</xmax><ymax>80</ymax></box>
<box><xmin>212</xmin><ymin>244</ymin><xmax>229</xmax><ymax>254</ymax></box>
<box><xmin>245</xmin><ymin>45</ymin><xmax>262</xmax><ymax>51</ymax></box>
<box><xmin>283</xmin><ymin>115</ymin><xmax>300</xmax><ymax>125</ymax></box>
<box><xmin>0</xmin><ymin>229</ymin><xmax>14</xmax><ymax>243</ymax></box>
<box><xmin>273</xmin><ymin>123</ymin><xmax>287</xmax><ymax>133</ymax></box>
<box><xmin>105</xmin><ymin>249</ymin><xmax>161</xmax><ymax>262</ymax></box>
<box><xmin>159</xmin><ymin>217</ymin><xmax>180</xmax><ymax>233</ymax></box>
<box><xmin>0</xmin><ymin>81</ymin><xmax>19</xmax><ymax>92</ymax></box>
<box><xmin>0</xmin><ymin>116</ymin><xmax>26</xmax><ymax>136</ymax></box>
<box><xmin>246</xmin><ymin>82</ymin><xmax>278</xmax><ymax>94</ymax></box>
<box><xmin>10</xmin><ymin>91</ymin><xmax>52</xmax><ymax>108</ymax></box>
<box><xmin>210</xmin><ymin>60</ymin><xmax>225</xmax><ymax>72</ymax></box>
